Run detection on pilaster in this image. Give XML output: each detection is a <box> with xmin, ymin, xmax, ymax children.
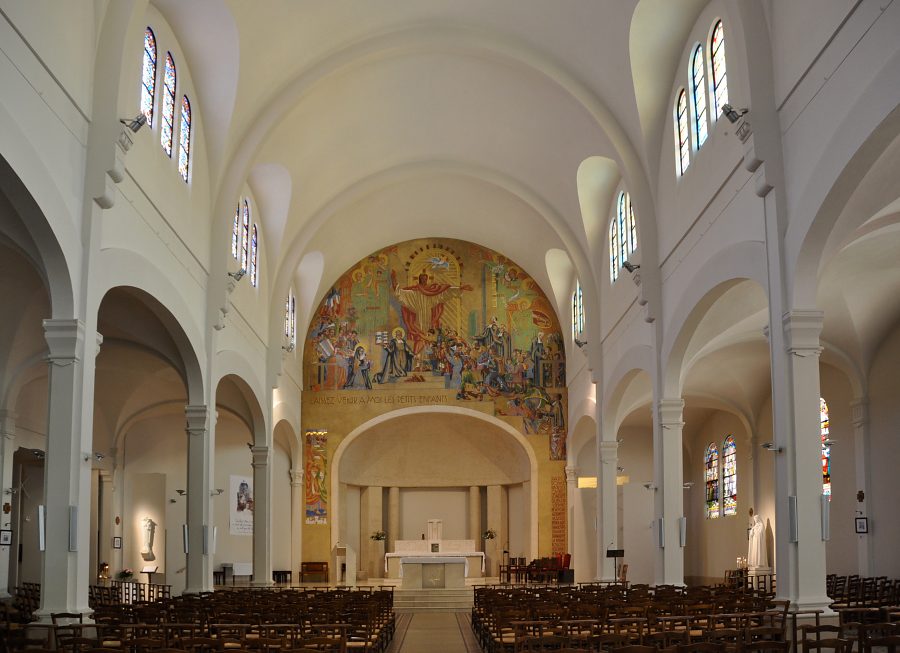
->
<box><xmin>565</xmin><ymin>466</ymin><xmax>577</xmax><ymax>561</ymax></box>
<box><xmin>0</xmin><ymin>410</ymin><xmax>17</xmax><ymax>597</ymax></box>
<box><xmin>654</xmin><ymin>398</ymin><xmax>685</xmax><ymax>586</ymax></box>
<box><xmin>250</xmin><ymin>445</ymin><xmax>272</xmax><ymax>586</ymax></box>
<box><xmin>290</xmin><ymin>469</ymin><xmax>303</xmax><ymax>579</ymax></box>
<box><xmin>388</xmin><ymin>487</ymin><xmax>401</xmax><ymax>555</ymax></box>
<box><xmin>598</xmin><ymin>440</ymin><xmax>619</xmax><ymax>581</ymax></box>
<box><xmin>850</xmin><ymin>398</ymin><xmax>873</xmax><ymax>576</ymax></box>
<box><xmin>184</xmin><ymin>405</ymin><xmax>211</xmax><ymax>593</ymax></box>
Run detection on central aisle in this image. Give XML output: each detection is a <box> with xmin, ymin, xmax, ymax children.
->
<box><xmin>388</xmin><ymin>612</ymin><xmax>480</xmax><ymax>653</ymax></box>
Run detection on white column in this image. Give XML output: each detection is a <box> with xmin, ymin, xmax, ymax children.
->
<box><xmin>777</xmin><ymin>310</ymin><xmax>830</xmax><ymax>611</ymax></box>
<box><xmin>468</xmin><ymin>486</ymin><xmax>481</xmax><ymax>551</ymax></box>
<box><xmin>0</xmin><ymin>410</ymin><xmax>16</xmax><ymax>597</ymax></box>
<box><xmin>251</xmin><ymin>445</ymin><xmax>272</xmax><ymax>586</ymax></box>
<box><xmin>597</xmin><ymin>440</ymin><xmax>619</xmax><ymax>581</ymax></box>
<box><xmin>290</xmin><ymin>469</ymin><xmax>303</xmax><ymax>580</ymax></box>
<box><xmin>360</xmin><ymin>486</ymin><xmax>384</xmax><ymax>579</ymax></box>
<box><xmin>486</xmin><ymin>485</ymin><xmax>507</xmax><ymax>577</ymax></box>
<box><xmin>850</xmin><ymin>398</ymin><xmax>873</xmax><ymax>576</ymax></box>
<box><xmin>184</xmin><ymin>405</ymin><xmax>212</xmax><ymax>593</ymax></box>
<box><xmin>654</xmin><ymin>398</ymin><xmax>685</xmax><ymax>585</ymax></box>
<box><xmin>388</xmin><ymin>487</ymin><xmax>400</xmax><ymax>554</ymax></box>
<box><xmin>37</xmin><ymin>319</ymin><xmax>97</xmax><ymax>619</ymax></box>
<box><xmin>565</xmin><ymin>466</ymin><xmax>576</xmax><ymax>558</ymax></box>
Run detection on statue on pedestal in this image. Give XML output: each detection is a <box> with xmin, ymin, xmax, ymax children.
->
<box><xmin>748</xmin><ymin>508</ymin><xmax>767</xmax><ymax>569</ymax></box>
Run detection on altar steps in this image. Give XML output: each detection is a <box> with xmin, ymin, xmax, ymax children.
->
<box><xmin>393</xmin><ymin>587</ymin><xmax>474</xmax><ymax>613</ymax></box>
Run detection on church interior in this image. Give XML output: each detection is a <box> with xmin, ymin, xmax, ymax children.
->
<box><xmin>2</xmin><ymin>0</ymin><xmax>900</xmax><ymax>643</ymax></box>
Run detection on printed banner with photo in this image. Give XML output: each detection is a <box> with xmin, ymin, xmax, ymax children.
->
<box><xmin>229</xmin><ymin>475</ymin><xmax>254</xmax><ymax>535</ymax></box>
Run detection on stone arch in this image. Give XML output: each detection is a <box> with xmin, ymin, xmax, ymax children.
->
<box><xmin>602</xmin><ymin>345</ymin><xmax>655</xmax><ymax>435</ymax></box>
<box><xmin>330</xmin><ymin>405</ymin><xmax>539</xmax><ymax>559</ymax></box>
<box><xmin>214</xmin><ymin>353</ymin><xmax>267</xmax><ymax>446</ymax></box>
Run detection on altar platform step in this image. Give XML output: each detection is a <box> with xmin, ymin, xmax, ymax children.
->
<box><xmin>393</xmin><ymin>587</ymin><xmax>474</xmax><ymax>613</ymax></box>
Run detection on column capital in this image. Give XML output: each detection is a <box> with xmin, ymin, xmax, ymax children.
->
<box><xmin>251</xmin><ymin>445</ymin><xmax>269</xmax><ymax>468</ymax></box>
<box><xmin>185</xmin><ymin>405</ymin><xmax>208</xmax><ymax>435</ymax></box>
<box><xmin>565</xmin><ymin>466</ymin><xmax>577</xmax><ymax>482</ymax></box>
<box><xmin>658</xmin><ymin>398</ymin><xmax>685</xmax><ymax>429</ymax></box>
<box><xmin>598</xmin><ymin>440</ymin><xmax>619</xmax><ymax>460</ymax></box>
<box><xmin>782</xmin><ymin>310</ymin><xmax>824</xmax><ymax>357</ymax></box>
<box><xmin>98</xmin><ymin>469</ymin><xmax>114</xmax><ymax>483</ymax></box>
<box><xmin>850</xmin><ymin>398</ymin><xmax>868</xmax><ymax>428</ymax></box>
<box><xmin>42</xmin><ymin>318</ymin><xmax>85</xmax><ymax>364</ymax></box>
<box><xmin>290</xmin><ymin>469</ymin><xmax>303</xmax><ymax>486</ymax></box>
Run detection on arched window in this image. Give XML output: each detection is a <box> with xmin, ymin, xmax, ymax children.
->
<box><xmin>705</xmin><ymin>443</ymin><xmax>720</xmax><ymax>519</ymax></box>
<box><xmin>160</xmin><ymin>53</ymin><xmax>176</xmax><ymax>156</ymax></box>
<box><xmin>231</xmin><ymin>204</ymin><xmax>240</xmax><ymax>259</ymax></box>
<box><xmin>609</xmin><ymin>219</ymin><xmax>620</xmax><ymax>282</ymax></box>
<box><xmin>571</xmin><ymin>280</ymin><xmax>584</xmax><ymax>339</ymax></box>
<box><xmin>675</xmin><ymin>89</ymin><xmax>691</xmax><ymax>175</ymax></box>
<box><xmin>241</xmin><ymin>200</ymin><xmax>251</xmax><ymax>272</ymax></box>
<box><xmin>722</xmin><ymin>435</ymin><xmax>737</xmax><ymax>516</ymax></box>
<box><xmin>710</xmin><ymin>20</ymin><xmax>729</xmax><ymax>120</ymax></box>
<box><xmin>249</xmin><ymin>225</ymin><xmax>259</xmax><ymax>287</ymax></box>
<box><xmin>691</xmin><ymin>45</ymin><xmax>708</xmax><ymax>148</ymax></box>
<box><xmin>140</xmin><ymin>28</ymin><xmax>157</xmax><ymax>127</ymax></box>
<box><xmin>617</xmin><ymin>192</ymin><xmax>629</xmax><ymax>267</ymax></box>
<box><xmin>626</xmin><ymin>193</ymin><xmax>637</xmax><ymax>256</ymax></box>
<box><xmin>178</xmin><ymin>96</ymin><xmax>191</xmax><ymax>182</ymax></box>
<box><xmin>821</xmin><ymin>398</ymin><xmax>831</xmax><ymax>497</ymax></box>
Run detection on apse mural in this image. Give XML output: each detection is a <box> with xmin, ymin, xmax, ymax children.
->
<box><xmin>304</xmin><ymin>238</ymin><xmax>568</xmax><ymax>459</ymax></box>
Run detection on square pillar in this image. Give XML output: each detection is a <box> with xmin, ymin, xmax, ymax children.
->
<box><xmin>185</xmin><ymin>405</ymin><xmax>212</xmax><ymax>593</ymax></box>
<box><xmin>654</xmin><ymin>398</ymin><xmax>685</xmax><ymax>586</ymax></box>
<box><xmin>251</xmin><ymin>445</ymin><xmax>272</xmax><ymax>586</ymax></box>
<box><xmin>598</xmin><ymin>440</ymin><xmax>619</xmax><ymax>581</ymax></box>
<box><xmin>290</xmin><ymin>470</ymin><xmax>303</xmax><ymax>580</ymax></box>
<box><xmin>360</xmin><ymin>486</ymin><xmax>384</xmax><ymax>579</ymax></box>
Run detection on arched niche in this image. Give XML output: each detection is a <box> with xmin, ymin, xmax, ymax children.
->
<box><xmin>330</xmin><ymin>406</ymin><xmax>538</xmax><ymax>563</ymax></box>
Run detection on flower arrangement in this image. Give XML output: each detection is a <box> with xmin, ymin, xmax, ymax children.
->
<box><xmin>482</xmin><ymin>528</ymin><xmax>497</xmax><ymax>540</ymax></box>
<box><xmin>117</xmin><ymin>568</ymin><xmax>134</xmax><ymax>581</ymax></box>
<box><xmin>370</xmin><ymin>530</ymin><xmax>386</xmax><ymax>541</ymax></box>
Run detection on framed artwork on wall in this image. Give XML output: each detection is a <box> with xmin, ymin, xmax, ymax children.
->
<box><xmin>0</xmin><ymin>530</ymin><xmax>11</xmax><ymax>545</ymax></box>
<box><xmin>113</xmin><ymin>536</ymin><xmax>122</xmax><ymax>549</ymax></box>
<box><xmin>854</xmin><ymin>517</ymin><xmax>868</xmax><ymax>534</ymax></box>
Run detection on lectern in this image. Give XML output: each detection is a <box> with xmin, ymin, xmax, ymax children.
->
<box><xmin>606</xmin><ymin>548</ymin><xmax>624</xmax><ymax>581</ymax></box>
<box><xmin>331</xmin><ymin>543</ymin><xmax>356</xmax><ymax>586</ymax></box>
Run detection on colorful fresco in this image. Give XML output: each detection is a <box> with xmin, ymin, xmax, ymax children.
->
<box><xmin>305</xmin><ymin>430</ymin><xmax>328</xmax><ymax>524</ymax></box>
<box><xmin>303</xmin><ymin>238</ymin><xmax>568</xmax><ymax>460</ymax></box>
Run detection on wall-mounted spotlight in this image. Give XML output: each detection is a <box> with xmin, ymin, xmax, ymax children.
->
<box><xmin>721</xmin><ymin>104</ymin><xmax>749</xmax><ymax>124</ymax></box>
<box><xmin>574</xmin><ymin>338</ymin><xmax>588</xmax><ymax>349</ymax></box>
<box><xmin>683</xmin><ymin>482</ymin><xmax>694</xmax><ymax>489</ymax></box>
<box><xmin>176</xmin><ymin>489</ymin><xmax>187</xmax><ymax>496</ymax></box>
<box><xmin>642</xmin><ymin>482</ymin><xmax>657</xmax><ymax>491</ymax></box>
<box><xmin>761</xmin><ymin>442</ymin><xmax>784</xmax><ymax>453</ymax></box>
<box><xmin>227</xmin><ymin>269</ymin><xmax>246</xmax><ymax>281</ymax></box>
<box><xmin>119</xmin><ymin>113</ymin><xmax>147</xmax><ymax>133</ymax></box>
<box><xmin>622</xmin><ymin>261</ymin><xmax>640</xmax><ymax>273</ymax></box>
<box><xmin>282</xmin><ymin>342</ymin><xmax>296</xmax><ymax>353</ymax></box>
<box><xmin>823</xmin><ymin>438</ymin><xmax>836</xmax><ymax>447</ymax></box>
<box><xmin>617</xmin><ymin>466</ymin><xmax>625</xmax><ymax>473</ymax></box>
<box><xmin>210</xmin><ymin>489</ymin><xmax>224</xmax><ymax>496</ymax></box>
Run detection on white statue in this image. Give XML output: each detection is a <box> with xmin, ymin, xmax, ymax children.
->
<box><xmin>141</xmin><ymin>517</ymin><xmax>157</xmax><ymax>561</ymax></box>
<box><xmin>748</xmin><ymin>512</ymin><xmax>766</xmax><ymax>568</ymax></box>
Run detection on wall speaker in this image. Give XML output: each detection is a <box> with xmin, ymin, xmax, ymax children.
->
<box><xmin>68</xmin><ymin>506</ymin><xmax>78</xmax><ymax>552</ymax></box>
<box><xmin>202</xmin><ymin>525</ymin><xmax>209</xmax><ymax>554</ymax></box>
<box><xmin>821</xmin><ymin>495</ymin><xmax>830</xmax><ymax>541</ymax></box>
<box><xmin>38</xmin><ymin>505</ymin><xmax>45</xmax><ymax>552</ymax></box>
<box><xmin>789</xmin><ymin>495</ymin><xmax>798</xmax><ymax>543</ymax></box>
<box><xmin>182</xmin><ymin>524</ymin><xmax>189</xmax><ymax>554</ymax></box>
<box><xmin>658</xmin><ymin>517</ymin><xmax>665</xmax><ymax>548</ymax></box>
<box><xmin>679</xmin><ymin>517</ymin><xmax>687</xmax><ymax>547</ymax></box>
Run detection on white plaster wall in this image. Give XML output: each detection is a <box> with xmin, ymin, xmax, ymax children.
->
<box><xmin>618</xmin><ymin>425</ymin><xmax>654</xmax><ymax>585</ymax></box>
<box><xmin>507</xmin><ymin>483</ymin><xmax>526</xmax><ymax>560</ymax></box>
<box><xmin>867</xmin><ymin>324</ymin><xmax>900</xmax><ymax>577</ymax></box>
<box><xmin>573</xmin><ymin>436</ymin><xmax>597</xmax><ymax>582</ymax></box>
<box><xmin>399</xmin><ymin>488</ymin><xmax>468</xmax><ymax>541</ymax></box>
<box><xmin>124</xmin><ymin>473</ymin><xmax>166</xmax><ymax>578</ymax></box>
<box><xmin>271</xmin><ymin>439</ymin><xmax>291</xmax><ymax>570</ymax></box>
<box><xmin>212</xmin><ymin>416</ymin><xmax>254</xmax><ymax>569</ymax></box>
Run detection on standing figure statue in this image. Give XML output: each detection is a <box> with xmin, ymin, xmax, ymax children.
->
<box><xmin>141</xmin><ymin>517</ymin><xmax>157</xmax><ymax>561</ymax></box>
<box><xmin>748</xmin><ymin>510</ymin><xmax>767</xmax><ymax>568</ymax></box>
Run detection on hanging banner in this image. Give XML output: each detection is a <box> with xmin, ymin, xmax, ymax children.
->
<box><xmin>229</xmin><ymin>475</ymin><xmax>253</xmax><ymax>535</ymax></box>
<box><xmin>305</xmin><ymin>430</ymin><xmax>328</xmax><ymax>524</ymax></box>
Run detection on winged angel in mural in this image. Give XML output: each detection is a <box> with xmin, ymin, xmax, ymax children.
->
<box><xmin>305</xmin><ymin>239</ymin><xmax>568</xmax><ymax>459</ymax></box>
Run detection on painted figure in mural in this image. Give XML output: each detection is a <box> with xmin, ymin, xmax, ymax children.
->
<box><xmin>529</xmin><ymin>332</ymin><xmax>546</xmax><ymax>387</ymax></box>
<box><xmin>343</xmin><ymin>345</ymin><xmax>372</xmax><ymax>390</ymax></box>
<box><xmin>550</xmin><ymin>393</ymin><xmax>565</xmax><ymax>429</ymax></box>
<box><xmin>236</xmin><ymin>481</ymin><xmax>253</xmax><ymax>512</ymax></box>
<box><xmin>374</xmin><ymin>328</ymin><xmax>414</xmax><ymax>383</ymax></box>
<box><xmin>391</xmin><ymin>269</ymin><xmax>471</xmax><ymax>354</ymax></box>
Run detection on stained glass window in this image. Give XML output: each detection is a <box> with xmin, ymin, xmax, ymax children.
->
<box><xmin>285</xmin><ymin>292</ymin><xmax>297</xmax><ymax>345</ymax></box>
<box><xmin>711</xmin><ymin>21</ymin><xmax>729</xmax><ymax>120</ymax></box>
<box><xmin>617</xmin><ymin>192</ymin><xmax>629</xmax><ymax>267</ymax></box>
<box><xmin>290</xmin><ymin>295</ymin><xmax>296</xmax><ymax>345</ymax></box>
<box><xmin>691</xmin><ymin>45</ymin><xmax>708</xmax><ymax>148</ymax></box>
<box><xmin>676</xmin><ymin>89</ymin><xmax>691</xmax><ymax>175</ymax></box>
<box><xmin>241</xmin><ymin>200</ymin><xmax>251</xmax><ymax>272</ymax></box>
<box><xmin>626</xmin><ymin>193</ymin><xmax>637</xmax><ymax>255</ymax></box>
<box><xmin>821</xmin><ymin>397</ymin><xmax>831</xmax><ymax>497</ymax></box>
<box><xmin>723</xmin><ymin>435</ymin><xmax>737</xmax><ymax>516</ymax></box>
<box><xmin>160</xmin><ymin>53</ymin><xmax>176</xmax><ymax>156</ymax></box>
<box><xmin>232</xmin><ymin>204</ymin><xmax>241</xmax><ymax>259</ymax></box>
<box><xmin>705</xmin><ymin>443</ymin><xmax>720</xmax><ymax>519</ymax></box>
<box><xmin>178</xmin><ymin>96</ymin><xmax>191</xmax><ymax>182</ymax></box>
<box><xmin>140</xmin><ymin>28</ymin><xmax>157</xmax><ymax>127</ymax></box>
<box><xmin>571</xmin><ymin>280</ymin><xmax>584</xmax><ymax>339</ymax></box>
<box><xmin>609</xmin><ymin>218</ymin><xmax>619</xmax><ymax>282</ymax></box>
<box><xmin>249</xmin><ymin>225</ymin><xmax>259</xmax><ymax>287</ymax></box>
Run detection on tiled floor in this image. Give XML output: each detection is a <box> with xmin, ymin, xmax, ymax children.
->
<box><xmin>388</xmin><ymin>612</ymin><xmax>480</xmax><ymax>653</ymax></box>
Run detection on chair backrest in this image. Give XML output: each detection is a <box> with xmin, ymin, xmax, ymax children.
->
<box><xmin>562</xmin><ymin>553</ymin><xmax>571</xmax><ymax>569</ymax></box>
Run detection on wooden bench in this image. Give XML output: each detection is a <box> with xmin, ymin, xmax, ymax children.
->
<box><xmin>300</xmin><ymin>562</ymin><xmax>329</xmax><ymax>583</ymax></box>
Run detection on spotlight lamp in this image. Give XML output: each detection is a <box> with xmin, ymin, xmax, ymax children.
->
<box><xmin>119</xmin><ymin>113</ymin><xmax>147</xmax><ymax>133</ymax></box>
<box><xmin>622</xmin><ymin>260</ymin><xmax>640</xmax><ymax>273</ymax></box>
<box><xmin>574</xmin><ymin>338</ymin><xmax>588</xmax><ymax>349</ymax></box>
<box><xmin>211</xmin><ymin>489</ymin><xmax>224</xmax><ymax>496</ymax></box>
<box><xmin>721</xmin><ymin>104</ymin><xmax>749</xmax><ymax>124</ymax></box>
<box><xmin>761</xmin><ymin>442</ymin><xmax>784</xmax><ymax>453</ymax></box>
<box><xmin>227</xmin><ymin>269</ymin><xmax>246</xmax><ymax>281</ymax></box>
<box><xmin>643</xmin><ymin>482</ymin><xmax>657</xmax><ymax>491</ymax></box>
<box><xmin>176</xmin><ymin>489</ymin><xmax>187</xmax><ymax>496</ymax></box>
